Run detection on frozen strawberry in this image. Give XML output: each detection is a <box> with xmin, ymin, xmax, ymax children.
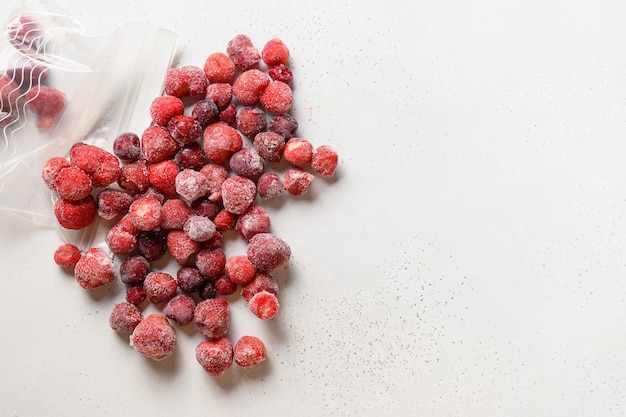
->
<box><xmin>195</xmin><ymin>248</ymin><xmax>226</xmax><ymax>280</ymax></box>
<box><xmin>246</xmin><ymin>233</ymin><xmax>291</xmax><ymax>272</ymax></box>
<box><xmin>69</xmin><ymin>143</ymin><xmax>121</xmax><ymax>188</ymax></box>
<box><xmin>163</xmin><ymin>294</ymin><xmax>196</xmax><ymax>326</ymax></box>
<box><xmin>248</xmin><ymin>290</ymin><xmax>279</xmax><ymax>320</ymax></box>
<box><xmin>53</xmin><ymin>243</ymin><xmax>81</xmax><ymax>269</ymax></box>
<box><xmin>241</xmin><ymin>272</ymin><xmax>278</xmax><ymax>301</ymax></box>
<box><xmin>130</xmin><ymin>314</ymin><xmax>176</xmax><ymax>360</ymax></box>
<box><xmin>41</xmin><ymin>157</ymin><xmax>70</xmax><ymax>190</ymax></box>
<box><xmin>149</xmin><ymin>95</ymin><xmax>184</xmax><ymax>126</ymax></box>
<box><xmin>109</xmin><ymin>302</ymin><xmax>143</xmax><ymax>333</ymax></box>
<box><xmin>144</xmin><ymin>272</ymin><xmax>178</xmax><ymax>304</ymax></box>
<box><xmin>233</xmin><ymin>335</ymin><xmax>266</xmax><ymax>368</ymax></box>
<box><xmin>227</xmin><ymin>34</ymin><xmax>260</xmax><ymax>70</ymax></box>
<box><xmin>196</xmin><ymin>338</ymin><xmax>233</xmax><ymax>376</ymax></box>
<box><xmin>202</xmin><ymin>122</ymin><xmax>243</xmax><ymax>165</ymax></box>
<box><xmin>194</xmin><ymin>298</ymin><xmax>229</xmax><ymax>339</ymax></box>
<box><xmin>163</xmin><ymin>65</ymin><xmax>207</xmax><ymax>98</ymax></box>
<box><xmin>97</xmin><ymin>188</ymin><xmax>132</xmax><ymax>220</ymax></box>
<box><xmin>25</xmin><ymin>85</ymin><xmax>66</xmax><ymax>129</ymax></box>
<box><xmin>127</xmin><ymin>197</ymin><xmax>162</xmax><ymax>231</ymax></box>
<box><xmin>261</xmin><ymin>38</ymin><xmax>290</xmax><ymax>66</ymax></box>
<box><xmin>54</xmin><ymin>166</ymin><xmax>93</xmax><ymax>201</ymax></box>
<box><xmin>167</xmin><ymin>230</ymin><xmax>200</xmax><ymax>265</ymax></box>
<box><xmin>203</xmin><ymin>52</ymin><xmax>236</xmax><ymax>83</ymax></box>
<box><xmin>74</xmin><ymin>248</ymin><xmax>116</xmax><ymax>290</ymax></box>
<box><xmin>54</xmin><ymin>195</ymin><xmax>97</xmax><ymax>230</ymax></box>
<box><xmin>118</xmin><ymin>159</ymin><xmax>149</xmax><ymax>194</ymax></box>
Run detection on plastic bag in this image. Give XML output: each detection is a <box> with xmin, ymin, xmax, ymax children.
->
<box><xmin>0</xmin><ymin>1</ymin><xmax>177</xmax><ymax>249</ymax></box>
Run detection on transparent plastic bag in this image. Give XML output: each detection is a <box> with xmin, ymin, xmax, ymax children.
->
<box><xmin>0</xmin><ymin>1</ymin><xmax>177</xmax><ymax>249</ymax></box>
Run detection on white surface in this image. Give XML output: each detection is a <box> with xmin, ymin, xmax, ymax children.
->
<box><xmin>2</xmin><ymin>0</ymin><xmax>626</xmax><ymax>415</ymax></box>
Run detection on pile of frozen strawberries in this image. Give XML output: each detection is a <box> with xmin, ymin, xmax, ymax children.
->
<box><xmin>43</xmin><ymin>34</ymin><xmax>338</xmax><ymax>376</ymax></box>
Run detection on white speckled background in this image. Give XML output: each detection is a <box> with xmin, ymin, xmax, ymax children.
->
<box><xmin>2</xmin><ymin>0</ymin><xmax>626</xmax><ymax>415</ymax></box>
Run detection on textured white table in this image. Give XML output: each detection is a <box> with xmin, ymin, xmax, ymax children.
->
<box><xmin>2</xmin><ymin>0</ymin><xmax>626</xmax><ymax>416</ymax></box>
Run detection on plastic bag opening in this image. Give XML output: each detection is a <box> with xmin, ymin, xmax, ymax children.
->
<box><xmin>0</xmin><ymin>1</ymin><xmax>177</xmax><ymax>250</ymax></box>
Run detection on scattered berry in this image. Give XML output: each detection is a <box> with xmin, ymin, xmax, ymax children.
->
<box><xmin>167</xmin><ymin>229</ymin><xmax>200</xmax><ymax>265</ymax></box>
<box><xmin>225</xmin><ymin>255</ymin><xmax>257</xmax><ymax>285</ymax></box>
<box><xmin>137</xmin><ymin>230</ymin><xmax>168</xmax><ymax>261</ymax></box>
<box><xmin>236</xmin><ymin>106</ymin><xmax>267</xmax><ymax>138</ymax></box>
<box><xmin>53</xmin><ymin>243</ymin><xmax>81</xmax><ymax>269</ymax></box>
<box><xmin>126</xmin><ymin>285</ymin><xmax>147</xmax><ymax>305</ymax></box>
<box><xmin>144</xmin><ymin>272</ymin><xmax>178</xmax><ymax>304</ymax></box>
<box><xmin>202</xmin><ymin>122</ymin><xmax>243</xmax><ymax>164</ymax></box>
<box><xmin>213</xmin><ymin>209</ymin><xmax>237</xmax><ymax>231</ymax></box>
<box><xmin>147</xmin><ymin>159</ymin><xmax>179</xmax><ymax>198</ymax></box>
<box><xmin>195</xmin><ymin>248</ymin><xmax>226</xmax><ymax>280</ymax></box>
<box><xmin>227</xmin><ymin>34</ymin><xmax>261</xmax><ymax>70</ymax></box>
<box><xmin>253</xmin><ymin>131</ymin><xmax>285</xmax><ymax>162</ymax></box>
<box><xmin>283</xmin><ymin>137</ymin><xmax>313</xmax><ymax>167</ymax></box>
<box><xmin>183</xmin><ymin>215</ymin><xmax>216</xmax><ymax>242</ymax></box>
<box><xmin>97</xmin><ymin>188</ymin><xmax>132</xmax><ymax>220</ymax></box>
<box><xmin>119</xmin><ymin>255</ymin><xmax>150</xmax><ymax>285</ymax></box>
<box><xmin>246</xmin><ymin>233</ymin><xmax>291</xmax><ymax>272</ymax></box>
<box><xmin>175</xmin><ymin>142</ymin><xmax>208</xmax><ymax>171</ymax></box>
<box><xmin>53</xmin><ymin>166</ymin><xmax>92</xmax><ymax>201</ymax></box>
<box><xmin>262</xmin><ymin>38</ymin><xmax>290</xmax><ymax>66</ymax></box>
<box><xmin>74</xmin><ymin>248</ymin><xmax>116</xmax><ymax>290</ymax></box>
<box><xmin>232</xmin><ymin>69</ymin><xmax>270</xmax><ymax>106</ymax></box>
<box><xmin>128</xmin><ymin>197</ymin><xmax>162</xmax><ymax>231</ymax></box>
<box><xmin>311</xmin><ymin>145</ymin><xmax>339</xmax><ymax>177</ymax></box>
<box><xmin>130</xmin><ymin>314</ymin><xmax>176</xmax><ymax>361</ymax></box>
<box><xmin>196</xmin><ymin>338</ymin><xmax>233</xmax><ymax>377</ymax></box>
<box><xmin>229</xmin><ymin>148</ymin><xmax>264</xmax><ymax>180</ymax></box>
<box><xmin>268</xmin><ymin>113</ymin><xmax>298</xmax><ymax>139</ymax></box>
<box><xmin>191</xmin><ymin>98</ymin><xmax>220</xmax><ymax>127</ymax></box>
<box><xmin>118</xmin><ymin>159</ymin><xmax>149</xmax><ymax>194</ymax></box>
<box><xmin>257</xmin><ymin>172</ymin><xmax>283</xmax><ymax>199</ymax></box>
<box><xmin>194</xmin><ymin>298</ymin><xmax>229</xmax><ymax>339</ymax></box>
<box><xmin>69</xmin><ymin>143</ymin><xmax>120</xmax><ymax>188</ymax></box>
<box><xmin>236</xmin><ymin>204</ymin><xmax>270</xmax><ymax>241</ymax></box>
<box><xmin>199</xmin><ymin>163</ymin><xmax>229</xmax><ymax>203</ymax></box>
<box><xmin>283</xmin><ymin>167</ymin><xmax>314</xmax><ymax>196</ymax></box>
<box><xmin>248</xmin><ymin>290</ymin><xmax>279</xmax><ymax>320</ymax></box>
<box><xmin>205</xmin><ymin>83</ymin><xmax>232</xmax><ymax>110</ymax></box>
<box><xmin>268</xmin><ymin>64</ymin><xmax>293</xmax><ymax>85</ymax></box>
<box><xmin>167</xmin><ymin>114</ymin><xmax>202</xmax><ymax>146</ymax></box>
<box><xmin>221</xmin><ymin>175</ymin><xmax>257</xmax><ymax>215</ymax></box>
<box><xmin>105</xmin><ymin>215</ymin><xmax>138</xmax><ymax>255</ymax></box>
<box><xmin>149</xmin><ymin>95</ymin><xmax>184</xmax><ymax>126</ymax></box>
<box><xmin>219</xmin><ymin>103</ymin><xmax>237</xmax><ymax>126</ymax></box>
<box><xmin>241</xmin><ymin>272</ymin><xmax>278</xmax><ymax>301</ymax></box>
<box><xmin>215</xmin><ymin>275</ymin><xmax>237</xmax><ymax>296</ymax></box>
<box><xmin>109</xmin><ymin>302</ymin><xmax>143</xmax><ymax>333</ymax></box>
<box><xmin>25</xmin><ymin>85</ymin><xmax>65</xmax><ymax>129</ymax></box>
<box><xmin>234</xmin><ymin>335</ymin><xmax>267</xmax><ymax>368</ymax></box>
<box><xmin>203</xmin><ymin>52</ymin><xmax>236</xmax><ymax>83</ymax></box>
<box><xmin>260</xmin><ymin>81</ymin><xmax>292</xmax><ymax>114</ymax></box>
<box><xmin>163</xmin><ymin>294</ymin><xmax>196</xmax><ymax>326</ymax></box>
<box><xmin>199</xmin><ymin>281</ymin><xmax>218</xmax><ymax>300</ymax></box>
<box><xmin>160</xmin><ymin>198</ymin><xmax>193</xmax><ymax>230</ymax></box>
<box><xmin>176</xmin><ymin>266</ymin><xmax>205</xmax><ymax>293</ymax></box>
<box><xmin>175</xmin><ymin>168</ymin><xmax>208</xmax><ymax>202</ymax></box>
<box><xmin>41</xmin><ymin>157</ymin><xmax>70</xmax><ymax>190</ymax></box>
<box><xmin>113</xmin><ymin>132</ymin><xmax>141</xmax><ymax>161</ymax></box>
<box><xmin>191</xmin><ymin>198</ymin><xmax>220</xmax><ymax>219</ymax></box>
<box><xmin>163</xmin><ymin>65</ymin><xmax>207</xmax><ymax>98</ymax></box>
<box><xmin>141</xmin><ymin>126</ymin><xmax>179</xmax><ymax>164</ymax></box>
<box><xmin>54</xmin><ymin>195</ymin><xmax>97</xmax><ymax>230</ymax></box>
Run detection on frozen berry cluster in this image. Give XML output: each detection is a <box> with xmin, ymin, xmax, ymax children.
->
<box><xmin>1</xmin><ymin>14</ymin><xmax>66</xmax><ymax>129</ymax></box>
<box><xmin>43</xmin><ymin>34</ymin><xmax>338</xmax><ymax>377</ymax></box>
